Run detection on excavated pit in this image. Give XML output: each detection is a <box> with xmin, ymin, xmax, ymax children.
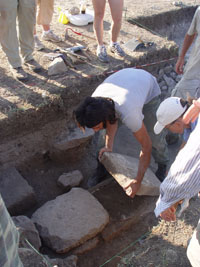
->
<box><xmin>0</xmin><ymin>5</ymin><xmax>197</xmax><ymax>265</ymax></box>
<box><xmin>0</xmin><ymin>4</ymin><xmax>196</xmax><ymax>211</ymax></box>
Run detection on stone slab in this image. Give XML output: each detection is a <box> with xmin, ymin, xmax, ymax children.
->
<box><xmin>32</xmin><ymin>188</ymin><xmax>109</xmax><ymax>253</ymax></box>
<box><xmin>100</xmin><ymin>152</ymin><xmax>161</xmax><ymax>196</ymax></box>
<box><xmin>54</xmin><ymin>127</ymin><xmax>94</xmax><ymax>151</ymax></box>
<box><xmin>0</xmin><ymin>167</ymin><xmax>36</xmax><ymax>215</ymax></box>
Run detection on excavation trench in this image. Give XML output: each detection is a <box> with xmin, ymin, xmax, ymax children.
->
<box><xmin>0</xmin><ymin>5</ymin><xmax>197</xmax><ymax>266</ymax></box>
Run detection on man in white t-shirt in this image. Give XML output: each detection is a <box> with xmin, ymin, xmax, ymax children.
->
<box><xmin>171</xmin><ymin>6</ymin><xmax>200</xmax><ymax>99</ymax></box>
<box><xmin>74</xmin><ymin>68</ymin><xmax>169</xmax><ymax>197</ymax></box>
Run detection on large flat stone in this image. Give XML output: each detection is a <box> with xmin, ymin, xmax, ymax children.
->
<box><xmin>100</xmin><ymin>152</ymin><xmax>161</xmax><ymax>196</ymax></box>
<box><xmin>32</xmin><ymin>188</ymin><xmax>109</xmax><ymax>253</ymax></box>
<box><xmin>54</xmin><ymin>127</ymin><xmax>94</xmax><ymax>151</ymax></box>
<box><xmin>0</xmin><ymin>167</ymin><xmax>36</xmax><ymax>215</ymax></box>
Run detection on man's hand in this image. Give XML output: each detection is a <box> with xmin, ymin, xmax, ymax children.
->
<box><xmin>175</xmin><ymin>56</ymin><xmax>185</xmax><ymax>74</ymax></box>
<box><xmin>124</xmin><ymin>179</ymin><xmax>141</xmax><ymax>198</ymax></box>
<box><xmin>160</xmin><ymin>206</ymin><xmax>176</xmax><ymax>221</ymax></box>
<box><xmin>98</xmin><ymin>147</ymin><xmax>112</xmax><ymax>160</ymax></box>
<box><xmin>183</xmin><ymin>99</ymin><xmax>200</xmax><ymax>124</ymax></box>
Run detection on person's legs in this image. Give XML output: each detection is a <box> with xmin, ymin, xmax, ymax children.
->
<box><xmin>18</xmin><ymin>0</ymin><xmax>41</xmax><ymax>72</ymax></box>
<box><xmin>108</xmin><ymin>0</ymin><xmax>125</xmax><ymax>57</ymax></box>
<box><xmin>37</xmin><ymin>0</ymin><xmax>54</xmax><ymax>26</ymax></box>
<box><xmin>0</xmin><ymin>0</ymin><xmax>28</xmax><ymax>80</ymax></box>
<box><xmin>92</xmin><ymin>0</ymin><xmax>109</xmax><ymax>63</ymax></box>
<box><xmin>143</xmin><ymin>96</ymin><xmax>169</xmax><ymax>181</ymax></box>
<box><xmin>37</xmin><ymin>0</ymin><xmax>61</xmax><ymax>42</ymax></box>
<box><xmin>187</xmin><ymin>219</ymin><xmax>200</xmax><ymax>267</ymax></box>
<box><xmin>92</xmin><ymin>0</ymin><xmax>106</xmax><ymax>46</ymax></box>
<box><xmin>108</xmin><ymin>0</ymin><xmax>123</xmax><ymax>42</ymax></box>
<box><xmin>0</xmin><ymin>0</ymin><xmax>21</xmax><ymax>68</ymax></box>
<box><xmin>18</xmin><ymin>0</ymin><xmax>36</xmax><ymax>62</ymax></box>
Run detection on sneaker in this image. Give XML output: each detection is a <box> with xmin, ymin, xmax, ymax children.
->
<box><xmin>110</xmin><ymin>42</ymin><xmax>125</xmax><ymax>57</ymax></box>
<box><xmin>97</xmin><ymin>45</ymin><xmax>109</xmax><ymax>63</ymax></box>
<box><xmin>42</xmin><ymin>30</ymin><xmax>62</xmax><ymax>43</ymax></box>
<box><xmin>11</xmin><ymin>66</ymin><xmax>28</xmax><ymax>81</ymax></box>
<box><xmin>34</xmin><ymin>35</ymin><xmax>45</xmax><ymax>51</ymax></box>
<box><xmin>155</xmin><ymin>163</ymin><xmax>167</xmax><ymax>182</ymax></box>
<box><xmin>24</xmin><ymin>59</ymin><xmax>42</xmax><ymax>73</ymax></box>
<box><xmin>87</xmin><ymin>161</ymin><xmax>110</xmax><ymax>188</ymax></box>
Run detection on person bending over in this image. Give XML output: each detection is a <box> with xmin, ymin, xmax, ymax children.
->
<box><xmin>74</xmin><ymin>68</ymin><xmax>169</xmax><ymax>197</ymax></box>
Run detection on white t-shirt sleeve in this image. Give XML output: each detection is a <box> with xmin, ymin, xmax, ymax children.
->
<box><xmin>187</xmin><ymin>7</ymin><xmax>200</xmax><ymax>35</ymax></box>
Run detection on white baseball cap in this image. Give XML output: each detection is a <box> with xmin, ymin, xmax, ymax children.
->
<box><xmin>154</xmin><ymin>97</ymin><xmax>187</xmax><ymax>134</ymax></box>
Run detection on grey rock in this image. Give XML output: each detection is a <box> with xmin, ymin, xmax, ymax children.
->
<box><xmin>58</xmin><ymin>170</ymin><xmax>83</xmax><ymax>188</ymax></box>
<box><xmin>12</xmin><ymin>215</ymin><xmax>41</xmax><ymax>251</ymax></box>
<box><xmin>48</xmin><ymin>57</ymin><xmax>68</xmax><ymax>76</ymax></box>
<box><xmin>176</xmin><ymin>74</ymin><xmax>182</xmax><ymax>82</ymax></box>
<box><xmin>50</xmin><ymin>255</ymin><xmax>78</xmax><ymax>267</ymax></box>
<box><xmin>159</xmin><ymin>80</ymin><xmax>166</xmax><ymax>88</ymax></box>
<box><xmin>158</xmin><ymin>69</ymin><xmax>164</xmax><ymax>76</ymax></box>
<box><xmin>54</xmin><ymin>127</ymin><xmax>94</xmax><ymax>151</ymax></box>
<box><xmin>164</xmin><ymin>65</ymin><xmax>173</xmax><ymax>74</ymax></box>
<box><xmin>19</xmin><ymin>248</ymin><xmax>49</xmax><ymax>267</ymax></box>
<box><xmin>161</xmin><ymin>85</ymin><xmax>168</xmax><ymax>91</ymax></box>
<box><xmin>0</xmin><ymin>167</ymin><xmax>36</xmax><ymax>215</ymax></box>
<box><xmin>48</xmin><ymin>57</ymin><xmax>68</xmax><ymax>75</ymax></box>
<box><xmin>169</xmin><ymin>71</ymin><xmax>177</xmax><ymax>79</ymax></box>
<box><xmin>100</xmin><ymin>152</ymin><xmax>161</xmax><ymax>196</ymax></box>
<box><xmin>32</xmin><ymin>188</ymin><xmax>109</xmax><ymax>253</ymax></box>
<box><xmin>163</xmin><ymin>74</ymin><xmax>176</xmax><ymax>88</ymax></box>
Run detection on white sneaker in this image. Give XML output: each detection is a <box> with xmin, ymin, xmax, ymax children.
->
<box><xmin>34</xmin><ymin>35</ymin><xmax>45</xmax><ymax>51</ymax></box>
<box><xmin>97</xmin><ymin>45</ymin><xmax>109</xmax><ymax>63</ymax></box>
<box><xmin>110</xmin><ymin>42</ymin><xmax>125</xmax><ymax>57</ymax></box>
<box><xmin>42</xmin><ymin>30</ymin><xmax>62</xmax><ymax>43</ymax></box>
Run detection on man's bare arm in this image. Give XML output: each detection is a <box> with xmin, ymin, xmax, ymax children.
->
<box><xmin>98</xmin><ymin>120</ymin><xmax>118</xmax><ymax>159</ymax></box>
<box><xmin>125</xmin><ymin>123</ymin><xmax>152</xmax><ymax>198</ymax></box>
<box><xmin>176</xmin><ymin>33</ymin><xmax>196</xmax><ymax>74</ymax></box>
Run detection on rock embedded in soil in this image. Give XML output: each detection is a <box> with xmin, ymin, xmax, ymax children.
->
<box><xmin>31</xmin><ymin>188</ymin><xmax>109</xmax><ymax>253</ymax></box>
<box><xmin>57</xmin><ymin>170</ymin><xmax>83</xmax><ymax>188</ymax></box>
<box><xmin>54</xmin><ymin>127</ymin><xmax>94</xmax><ymax>151</ymax></box>
<box><xmin>12</xmin><ymin>215</ymin><xmax>41</xmax><ymax>251</ymax></box>
<box><xmin>48</xmin><ymin>57</ymin><xmax>68</xmax><ymax>76</ymax></box>
<box><xmin>0</xmin><ymin>167</ymin><xmax>36</xmax><ymax>215</ymax></box>
<box><xmin>100</xmin><ymin>152</ymin><xmax>161</xmax><ymax>196</ymax></box>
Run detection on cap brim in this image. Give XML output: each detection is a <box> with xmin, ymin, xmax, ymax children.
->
<box><xmin>154</xmin><ymin>122</ymin><xmax>165</xmax><ymax>134</ymax></box>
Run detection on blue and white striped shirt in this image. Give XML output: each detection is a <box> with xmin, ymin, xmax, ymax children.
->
<box><xmin>155</xmin><ymin>115</ymin><xmax>200</xmax><ymax>217</ymax></box>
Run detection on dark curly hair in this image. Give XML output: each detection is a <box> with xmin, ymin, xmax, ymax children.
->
<box><xmin>74</xmin><ymin>96</ymin><xmax>117</xmax><ymax>129</ymax></box>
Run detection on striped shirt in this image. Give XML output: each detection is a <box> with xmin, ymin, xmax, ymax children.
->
<box><xmin>155</xmin><ymin>115</ymin><xmax>200</xmax><ymax>217</ymax></box>
<box><xmin>0</xmin><ymin>194</ymin><xmax>23</xmax><ymax>267</ymax></box>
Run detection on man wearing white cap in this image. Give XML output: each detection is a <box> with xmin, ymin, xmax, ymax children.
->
<box><xmin>154</xmin><ymin>97</ymin><xmax>198</xmax><ymax>148</ymax></box>
<box><xmin>154</xmin><ymin>98</ymin><xmax>200</xmax><ymax>267</ymax></box>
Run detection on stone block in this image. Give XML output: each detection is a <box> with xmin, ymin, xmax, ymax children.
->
<box><xmin>32</xmin><ymin>188</ymin><xmax>109</xmax><ymax>253</ymax></box>
<box><xmin>0</xmin><ymin>167</ymin><xmax>36</xmax><ymax>215</ymax></box>
<box><xmin>48</xmin><ymin>57</ymin><xmax>68</xmax><ymax>76</ymax></box>
<box><xmin>54</xmin><ymin>127</ymin><xmax>94</xmax><ymax>151</ymax></box>
<box><xmin>100</xmin><ymin>152</ymin><xmax>161</xmax><ymax>196</ymax></box>
<box><xmin>57</xmin><ymin>170</ymin><xmax>83</xmax><ymax>188</ymax></box>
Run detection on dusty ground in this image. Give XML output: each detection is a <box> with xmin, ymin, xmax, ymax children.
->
<box><xmin>0</xmin><ymin>0</ymin><xmax>195</xmax><ymax>140</ymax></box>
<box><xmin>1</xmin><ymin>1</ymin><xmax>200</xmax><ymax>266</ymax></box>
